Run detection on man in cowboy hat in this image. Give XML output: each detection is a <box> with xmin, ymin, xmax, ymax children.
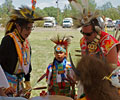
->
<box><xmin>0</xmin><ymin>6</ymin><xmax>43</xmax><ymax>98</ymax></box>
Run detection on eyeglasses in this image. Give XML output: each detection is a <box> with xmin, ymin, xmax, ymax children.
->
<box><xmin>24</xmin><ymin>26</ymin><xmax>34</xmax><ymax>31</ymax></box>
<box><xmin>80</xmin><ymin>30</ymin><xmax>94</xmax><ymax>36</ymax></box>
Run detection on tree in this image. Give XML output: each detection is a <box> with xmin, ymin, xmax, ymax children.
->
<box><xmin>0</xmin><ymin>0</ymin><xmax>14</xmax><ymax>17</ymax></box>
<box><xmin>63</xmin><ymin>4</ymin><xmax>72</xmax><ymax>18</ymax></box>
<box><xmin>4</xmin><ymin>0</ymin><xmax>14</xmax><ymax>15</ymax></box>
<box><xmin>43</xmin><ymin>7</ymin><xmax>61</xmax><ymax>24</ymax></box>
<box><xmin>117</xmin><ymin>6</ymin><xmax>120</xmax><ymax>15</ymax></box>
<box><xmin>88</xmin><ymin>0</ymin><xmax>96</xmax><ymax>11</ymax></box>
<box><xmin>77</xmin><ymin>0</ymin><xmax>96</xmax><ymax>11</ymax></box>
<box><xmin>101</xmin><ymin>2</ymin><xmax>113</xmax><ymax>10</ymax></box>
<box><xmin>99</xmin><ymin>2</ymin><xmax>120</xmax><ymax>20</ymax></box>
<box><xmin>43</xmin><ymin>7</ymin><xmax>60</xmax><ymax>18</ymax></box>
<box><xmin>69</xmin><ymin>0</ymin><xmax>97</xmax><ymax>18</ymax></box>
<box><xmin>35</xmin><ymin>7</ymin><xmax>48</xmax><ymax>17</ymax></box>
<box><xmin>0</xmin><ymin>0</ymin><xmax>14</xmax><ymax>26</ymax></box>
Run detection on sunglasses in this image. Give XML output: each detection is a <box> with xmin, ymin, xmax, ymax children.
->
<box><xmin>80</xmin><ymin>30</ymin><xmax>94</xmax><ymax>36</ymax></box>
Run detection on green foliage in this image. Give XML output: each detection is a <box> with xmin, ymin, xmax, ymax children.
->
<box><xmin>99</xmin><ymin>2</ymin><xmax>120</xmax><ymax>20</ymax></box>
<box><xmin>34</xmin><ymin>21</ymin><xmax>44</xmax><ymax>27</ymax></box>
<box><xmin>43</xmin><ymin>7</ymin><xmax>59</xmax><ymax>18</ymax></box>
<box><xmin>43</xmin><ymin>7</ymin><xmax>61</xmax><ymax>24</ymax></box>
<box><xmin>103</xmin><ymin>8</ymin><xmax>120</xmax><ymax>20</ymax></box>
<box><xmin>117</xmin><ymin>6</ymin><xmax>120</xmax><ymax>15</ymax></box>
<box><xmin>0</xmin><ymin>0</ymin><xmax>14</xmax><ymax>16</ymax></box>
<box><xmin>0</xmin><ymin>0</ymin><xmax>120</xmax><ymax>27</ymax></box>
<box><xmin>0</xmin><ymin>14</ymin><xmax>9</xmax><ymax>27</ymax></box>
<box><xmin>101</xmin><ymin>2</ymin><xmax>113</xmax><ymax>10</ymax></box>
<box><xmin>77</xmin><ymin>0</ymin><xmax>96</xmax><ymax>11</ymax></box>
<box><xmin>35</xmin><ymin>7</ymin><xmax>48</xmax><ymax>17</ymax></box>
<box><xmin>88</xmin><ymin>0</ymin><xmax>96</xmax><ymax>11</ymax></box>
<box><xmin>60</xmin><ymin>4</ymin><xmax>73</xmax><ymax>25</ymax></box>
<box><xmin>63</xmin><ymin>4</ymin><xmax>72</xmax><ymax>18</ymax></box>
<box><xmin>0</xmin><ymin>0</ymin><xmax>14</xmax><ymax>26</ymax></box>
<box><xmin>69</xmin><ymin>0</ymin><xmax>97</xmax><ymax>20</ymax></box>
<box><xmin>58</xmin><ymin>13</ymin><xmax>63</xmax><ymax>25</ymax></box>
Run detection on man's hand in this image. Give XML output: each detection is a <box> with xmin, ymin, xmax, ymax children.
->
<box><xmin>4</xmin><ymin>87</ymin><xmax>16</xmax><ymax>95</ymax></box>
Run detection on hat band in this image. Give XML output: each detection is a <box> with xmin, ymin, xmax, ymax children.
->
<box><xmin>55</xmin><ymin>45</ymin><xmax>66</xmax><ymax>53</ymax></box>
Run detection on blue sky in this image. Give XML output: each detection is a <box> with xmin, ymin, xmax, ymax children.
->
<box><xmin>0</xmin><ymin>0</ymin><xmax>120</xmax><ymax>10</ymax></box>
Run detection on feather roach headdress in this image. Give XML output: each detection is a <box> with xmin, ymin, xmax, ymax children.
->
<box><xmin>5</xmin><ymin>5</ymin><xmax>43</xmax><ymax>35</ymax></box>
<box><xmin>68</xmin><ymin>0</ymin><xmax>100</xmax><ymax>28</ymax></box>
<box><xmin>51</xmin><ymin>35</ymin><xmax>73</xmax><ymax>54</ymax></box>
<box><xmin>10</xmin><ymin>5</ymin><xmax>43</xmax><ymax>22</ymax></box>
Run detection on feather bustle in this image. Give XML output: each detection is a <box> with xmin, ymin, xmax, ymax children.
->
<box><xmin>81</xmin><ymin>0</ymin><xmax>88</xmax><ymax>9</ymax></box>
<box><xmin>68</xmin><ymin>0</ymin><xmax>100</xmax><ymax>28</ymax></box>
<box><xmin>70</xmin><ymin>0</ymin><xmax>83</xmax><ymax>14</ymax></box>
<box><xmin>50</xmin><ymin>35</ymin><xmax>73</xmax><ymax>48</ymax></box>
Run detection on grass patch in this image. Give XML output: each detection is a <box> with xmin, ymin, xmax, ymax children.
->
<box><xmin>0</xmin><ymin>27</ymin><xmax>119</xmax><ymax>97</ymax></box>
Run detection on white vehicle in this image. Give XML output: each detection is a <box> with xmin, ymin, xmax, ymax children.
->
<box><xmin>114</xmin><ymin>20</ymin><xmax>120</xmax><ymax>30</ymax></box>
<box><xmin>44</xmin><ymin>17</ymin><xmax>56</xmax><ymax>27</ymax></box>
<box><xmin>105</xmin><ymin>17</ymin><xmax>114</xmax><ymax>28</ymax></box>
<box><xmin>113</xmin><ymin>20</ymin><xmax>117</xmax><ymax>27</ymax></box>
<box><xmin>62</xmin><ymin>18</ymin><xmax>73</xmax><ymax>28</ymax></box>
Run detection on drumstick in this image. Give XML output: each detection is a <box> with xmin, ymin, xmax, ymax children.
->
<box><xmin>28</xmin><ymin>73</ymin><xmax>47</xmax><ymax>91</ymax></box>
<box><xmin>33</xmin><ymin>86</ymin><xmax>47</xmax><ymax>90</ymax></box>
<box><xmin>37</xmin><ymin>73</ymin><xmax>46</xmax><ymax>83</ymax></box>
<box><xmin>23</xmin><ymin>86</ymin><xmax>47</xmax><ymax>96</ymax></box>
<box><xmin>29</xmin><ymin>73</ymin><xmax>46</xmax><ymax>91</ymax></box>
<box><xmin>75</xmin><ymin>54</ymin><xmax>82</xmax><ymax>57</ymax></box>
<box><xmin>75</xmin><ymin>50</ymin><xmax>81</xmax><ymax>52</ymax></box>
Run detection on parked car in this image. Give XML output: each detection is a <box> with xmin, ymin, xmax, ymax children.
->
<box><xmin>62</xmin><ymin>18</ymin><xmax>73</xmax><ymax>28</ymax></box>
<box><xmin>113</xmin><ymin>20</ymin><xmax>117</xmax><ymax>27</ymax></box>
<box><xmin>105</xmin><ymin>17</ymin><xmax>114</xmax><ymax>28</ymax></box>
<box><xmin>106</xmin><ymin>20</ymin><xmax>114</xmax><ymax>28</ymax></box>
<box><xmin>114</xmin><ymin>20</ymin><xmax>120</xmax><ymax>30</ymax></box>
<box><xmin>44</xmin><ymin>17</ymin><xmax>56</xmax><ymax>27</ymax></box>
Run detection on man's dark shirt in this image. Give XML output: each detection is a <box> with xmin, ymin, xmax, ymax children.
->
<box><xmin>0</xmin><ymin>35</ymin><xmax>32</xmax><ymax>81</ymax></box>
